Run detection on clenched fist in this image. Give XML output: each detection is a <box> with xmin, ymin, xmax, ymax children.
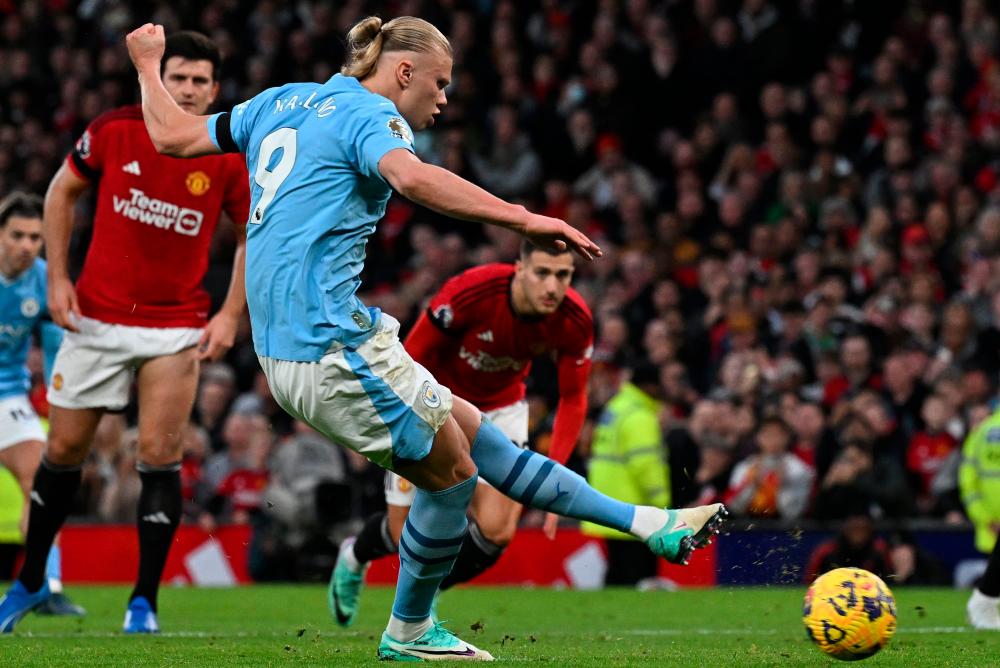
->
<box><xmin>126</xmin><ymin>23</ymin><xmax>166</xmax><ymax>73</ymax></box>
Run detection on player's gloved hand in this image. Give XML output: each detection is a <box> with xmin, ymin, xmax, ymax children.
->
<box><xmin>198</xmin><ymin>310</ymin><xmax>239</xmax><ymax>361</ymax></box>
<box><xmin>543</xmin><ymin>512</ymin><xmax>560</xmax><ymax>540</ymax></box>
<box><xmin>520</xmin><ymin>213</ymin><xmax>602</xmax><ymax>261</ymax></box>
<box><xmin>48</xmin><ymin>275</ymin><xmax>81</xmax><ymax>332</ymax></box>
<box><xmin>126</xmin><ymin>23</ymin><xmax>166</xmax><ymax>73</ymax></box>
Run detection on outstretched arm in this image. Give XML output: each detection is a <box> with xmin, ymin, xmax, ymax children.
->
<box><xmin>125</xmin><ymin>24</ymin><xmax>220</xmax><ymax>157</ymax></box>
<box><xmin>379</xmin><ymin>149</ymin><xmax>601</xmax><ymax>261</ymax></box>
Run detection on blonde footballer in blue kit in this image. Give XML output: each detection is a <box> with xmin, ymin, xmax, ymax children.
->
<box><xmin>124</xmin><ymin>16</ymin><xmax>728</xmax><ymax>661</ymax></box>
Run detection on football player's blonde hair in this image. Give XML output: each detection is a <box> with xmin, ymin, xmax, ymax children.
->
<box><xmin>341</xmin><ymin>16</ymin><xmax>452</xmax><ymax>80</ymax></box>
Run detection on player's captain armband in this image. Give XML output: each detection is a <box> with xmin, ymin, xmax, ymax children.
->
<box><xmin>208</xmin><ymin>113</ymin><xmax>240</xmax><ymax>154</ymax></box>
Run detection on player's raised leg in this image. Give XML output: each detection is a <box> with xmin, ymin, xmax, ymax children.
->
<box><xmin>0</xmin><ymin>406</ymin><xmax>102</xmax><ymax>632</ymax></box>
<box><xmin>125</xmin><ymin>346</ymin><xmax>199</xmax><ymax>633</ymax></box>
<box><xmin>450</xmin><ymin>397</ymin><xmax>728</xmax><ymax>564</ymax></box>
<box><xmin>968</xmin><ymin>539</ymin><xmax>1000</xmax><ymax>630</ymax></box>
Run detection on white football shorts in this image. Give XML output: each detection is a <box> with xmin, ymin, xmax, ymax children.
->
<box><xmin>48</xmin><ymin>316</ymin><xmax>203</xmax><ymax>411</ymax></box>
<box><xmin>0</xmin><ymin>394</ymin><xmax>46</xmax><ymax>451</ymax></box>
<box><xmin>258</xmin><ymin>314</ymin><xmax>453</xmax><ymax>470</ymax></box>
<box><xmin>385</xmin><ymin>398</ymin><xmax>529</xmax><ymax>507</ymax></box>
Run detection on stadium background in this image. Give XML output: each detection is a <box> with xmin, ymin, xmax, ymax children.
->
<box><xmin>0</xmin><ymin>0</ymin><xmax>997</xmax><ymax>588</ymax></box>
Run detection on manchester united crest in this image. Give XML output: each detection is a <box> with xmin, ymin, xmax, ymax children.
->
<box><xmin>186</xmin><ymin>171</ymin><xmax>211</xmax><ymax>196</ymax></box>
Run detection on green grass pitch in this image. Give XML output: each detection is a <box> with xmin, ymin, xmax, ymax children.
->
<box><xmin>1</xmin><ymin>585</ymin><xmax>998</xmax><ymax>665</ymax></box>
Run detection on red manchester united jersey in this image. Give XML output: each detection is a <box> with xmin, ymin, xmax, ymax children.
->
<box><xmin>408</xmin><ymin>264</ymin><xmax>593</xmax><ymax>411</ymax></box>
<box><xmin>67</xmin><ymin>105</ymin><xmax>250</xmax><ymax>328</ymax></box>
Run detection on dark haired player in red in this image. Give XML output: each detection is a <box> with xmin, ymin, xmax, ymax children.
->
<box><xmin>330</xmin><ymin>240</ymin><xmax>593</xmax><ymax>626</ymax></box>
<box><xmin>0</xmin><ymin>31</ymin><xmax>249</xmax><ymax>634</ymax></box>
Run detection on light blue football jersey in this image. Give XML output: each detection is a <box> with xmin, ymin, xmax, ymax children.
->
<box><xmin>207</xmin><ymin>74</ymin><xmax>416</xmax><ymax>361</ymax></box>
<box><xmin>0</xmin><ymin>258</ymin><xmax>62</xmax><ymax>400</ymax></box>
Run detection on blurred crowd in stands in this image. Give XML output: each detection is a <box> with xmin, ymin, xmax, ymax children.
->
<box><xmin>5</xmin><ymin>0</ymin><xmax>1000</xmax><ymax>577</ymax></box>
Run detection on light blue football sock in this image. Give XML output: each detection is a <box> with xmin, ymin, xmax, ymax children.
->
<box><xmin>391</xmin><ymin>473</ymin><xmax>477</xmax><ymax>623</ymax></box>
<box><xmin>471</xmin><ymin>418</ymin><xmax>634</xmax><ymax>532</ymax></box>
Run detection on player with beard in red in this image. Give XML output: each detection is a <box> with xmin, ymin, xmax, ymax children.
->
<box><xmin>0</xmin><ymin>31</ymin><xmax>249</xmax><ymax>634</ymax></box>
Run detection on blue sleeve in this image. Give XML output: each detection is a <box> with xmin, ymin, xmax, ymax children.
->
<box><xmin>351</xmin><ymin>105</ymin><xmax>415</xmax><ymax>181</ymax></box>
<box><xmin>39</xmin><ymin>320</ymin><xmax>63</xmax><ymax>386</ymax></box>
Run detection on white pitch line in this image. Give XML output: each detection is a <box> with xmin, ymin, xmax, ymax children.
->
<box><xmin>6</xmin><ymin>626</ymin><xmax>976</xmax><ymax>640</ymax></box>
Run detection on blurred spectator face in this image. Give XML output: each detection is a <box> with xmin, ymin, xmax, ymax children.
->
<box><xmin>718</xmin><ymin>192</ymin><xmax>745</xmax><ymax>229</ymax></box>
<box><xmin>710</xmin><ymin>17</ymin><xmax>737</xmax><ymax>48</ymax></box>
<box><xmin>841</xmin><ymin>336</ymin><xmax>871</xmax><ymax>374</ymax></box>
<box><xmin>756</xmin><ymin>420</ymin><xmax>790</xmax><ymax>456</ymax></box>
<box><xmin>794</xmin><ymin>403</ymin><xmax>826</xmax><ymax>442</ymax></box>
<box><xmin>712</xmin><ymin>92</ymin><xmax>738</xmax><ymax>124</ymax></box>
<box><xmin>963</xmin><ymin>369</ymin><xmax>993</xmax><ymax>405</ymax></box>
<box><xmin>660</xmin><ymin>362</ymin><xmax>691</xmax><ymax>401</ymax></box>
<box><xmin>882</xmin><ymin>355</ymin><xmax>913</xmax><ymax>393</ymax></box>
<box><xmin>794</xmin><ymin>250</ymin><xmax>820</xmax><ymax>288</ymax></box>
<box><xmin>940</xmin><ymin>302</ymin><xmax>974</xmax><ymax>351</ymax></box>
<box><xmin>902</xmin><ymin>225</ymin><xmax>931</xmax><ymax>264</ymax></box>
<box><xmin>620</xmin><ymin>249</ymin><xmax>653</xmax><ymax>291</ymax></box>
<box><xmin>921</xmin><ymin>394</ymin><xmax>951</xmax><ymax>432</ymax></box>
<box><xmin>513</xmin><ymin>249</ymin><xmax>575</xmax><ymax>316</ymax></box>
<box><xmin>884</xmin><ymin>136</ymin><xmax>911</xmax><ymax>169</ymax></box>
<box><xmin>598</xmin><ymin>315</ymin><xmax>629</xmax><ymax>351</ymax></box>
<box><xmin>842</xmin><ymin>515</ymin><xmax>874</xmax><ymax>549</ymax></box>
<box><xmin>810</xmin><ymin>115</ymin><xmax>836</xmax><ymax>147</ymax></box>
<box><xmin>596</xmin><ymin>133</ymin><xmax>625</xmax><ymax>169</ymax></box>
<box><xmin>748</xmin><ymin>224</ymin><xmax>773</xmax><ymax>258</ymax></box>
<box><xmin>493</xmin><ymin>106</ymin><xmax>518</xmax><ymax>144</ymax></box>
<box><xmin>977</xmin><ymin>208</ymin><xmax>1000</xmax><ymax>252</ymax></box>
<box><xmin>652</xmin><ymin>280</ymin><xmax>681</xmax><ymax>312</ymax></box>
<box><xmin>760</xmin><ymin>83</ymin><xmax>786</xmax><ymax>119</ymax></box>
<box><xmin>568</xmin><ymin>109</ymin><xmax>595</xmax><ymax>147</ymax></box>
<box><xmin>162</xmin><ymin>56</ymin><xmax>219</xmax><ymax>116</ymax></box>
<box><xmin>689</xmin><ymin>400</ymin><xmax>720</xmax><ymax>440</ymax></box>
<box><xmin>197</xmin><ymin>379</ymin><xmax>233</xmax><ymax>422</ymax></box>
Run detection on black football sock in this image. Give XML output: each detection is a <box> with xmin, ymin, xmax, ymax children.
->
<box><xmin>979</xmin><ymin>539</ymin><xmax>1000</xmax><ymax>598</ymax></box>
<box><xmin>352</xmin><ymin>511</ymin><xmax>397</xmax><ymax>564</ymax></box>
<box><xmin>18</xmin><ymin>458</ymin><xmax>82</xmax><ymax>593</ymax></box>
<box><xmin>129</xmin><ymin>463</ymin><xmax>182</xmax><ymax>611</ymax></box>
<box><xmin>439</xmin><ymin>521</ymin><xmax>504</xmax><ymax>591</ymax></box>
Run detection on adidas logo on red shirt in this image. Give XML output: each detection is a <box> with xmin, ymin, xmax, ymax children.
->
<box><xmin>122</xmin><ymin>160</ymin><xmax>141</xmax><ymax>175</ymax></box>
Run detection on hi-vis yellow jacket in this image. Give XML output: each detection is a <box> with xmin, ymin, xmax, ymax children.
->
<box><xmin>960</xmin><ymin>408</ymin><xmax>1000</xmax><ymax>553</ymax></box>
<box><xmin>582</xmin><ymin>383</ymin><xmax>669</xmax><ymax>540</ymax></box>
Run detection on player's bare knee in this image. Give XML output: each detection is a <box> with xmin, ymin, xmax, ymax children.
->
<box><xmin>45</xmin><ymin>434</ymin><xmax>91</xmax><ymax>466</ymax></box>
<box><xmin>453</xmin><ymin>450</ymin><xmax>477</xmax><ymax>485</ymax></box>
<box><xmin>485</xmin><ymin>521</ymin><xmax>516</xmax><ymax>547</ymax></box>
<box><xmin>137</xmin><ymin>435</ymin><xmax>183</xmax><ymax>467</ymax></box>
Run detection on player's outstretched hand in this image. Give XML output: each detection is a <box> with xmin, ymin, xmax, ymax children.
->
<box><xmin>198</xmin><ymin>310</ymin><xmax>239</xmax><ymax>361</ymax></box>
<box><xmin>48</xmin><ymin>276</ymin><xmax>81</xmax><ymax>332</ymax></box>
<box><xmin>521</xmin><ymin>213</ymin><xmax>602</xmax><ymax>261</ymax></box>
<box><xmin>126</xmin><ymin>23</ymin><xmax>166</xmax><ymax>73</ymax></box>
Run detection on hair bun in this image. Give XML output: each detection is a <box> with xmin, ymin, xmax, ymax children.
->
<box><xmin>349</xmin><ymin>16</ymin><xmax>383</xmax><ymax>48</ymax></box>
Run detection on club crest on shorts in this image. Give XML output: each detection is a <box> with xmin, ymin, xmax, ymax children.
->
<box><xmin>20</xmin><ymin>297</ymin><xmax>39</xmax><ymax>318</ymax></box>
<box><xmin>420</xmin><ymin>380</ymin><xmax>441</xmax><ymax>409</ymax></box>
<box><xmin>52</xmin><ymin>373</ymin><xmax>63</xmax><ymax>391</ymax></box>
